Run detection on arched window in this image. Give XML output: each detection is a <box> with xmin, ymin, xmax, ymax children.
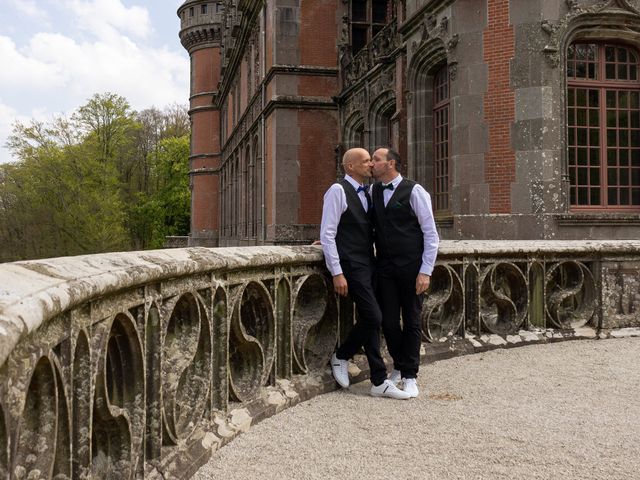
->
<box><xmin>567</xmin><ymin>42</ymin><xmax>640</xmax><ymax>210</ymax></box>
<box><xmin>433</xmin><ymin>65</ymin><xmax>450</xmax><ymax>212</ymax></box>
<box><xmin>369</xmin><ymin>92</ymin><xmax>394</xmax><ymax>151</ymax></box>
<box><xmin>250</xmin><ymin>136</ymin><xmax>260</xmax><ymax>240</ymax></box>
<box><xmin>344</xmin><ymin>113</ymin><xmax>365</xmax><ymax>150</ymax></box>
<box><xmin>243</xmin><ymin>145</ymin><xmax>250</xmax><ymax>239</ymax></box>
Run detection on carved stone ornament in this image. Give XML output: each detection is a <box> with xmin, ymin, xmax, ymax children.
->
<box><xmin>340</xmin><ymin>14</ymin><xmax>350</xmax><ymax>46</ymax></box>
<box><xmin>420</xmin><ymin>15</ymin><xmax>437</xmax><ymax>41</ymax></box>
<box><xmin>405</xmin><ymin>90</ymin><xmax>413</xmax><ymax>105</ymax></box>
<box><xmin>447</xmin><ymin>34</ymin><xmax>459</xmax><ymax>52</ymax></box>
<box><xmin>448</xmin><ymin>61</ymin><xmax>459</xmax><ymax>80</ymax></box>
<box><xmin>541</xmin><ymin>0</ymin><xmax>640</xmax><ymax>68</ymax></box>
<box><xmin>342</xmin><ymin>20</ymin><xmax>399</xmax><ymax>88</ymax></box>
<box><xmin>346</xmin><ymin>88</ymin><xmax>366</xmax><ymax>118</ymax></box>
<box><xmin>436</xmin><ymin>16</ymin><xmax>449</xmax><ymax>38</ymax></box>
<box><xmin>369</xmin><ymin>67</ymin><xmax>394</xmax><ymax>99</ymax></box>
<box><xmin>415</xmin><ymin>13</ymin><xmax>458</xmax><ymax>64</ymax></box>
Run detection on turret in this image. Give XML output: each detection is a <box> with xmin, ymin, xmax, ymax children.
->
<box><xmin>178</xmin><ymin>1</ymin><xmax>223</xmax><ymax>246</ymax></box>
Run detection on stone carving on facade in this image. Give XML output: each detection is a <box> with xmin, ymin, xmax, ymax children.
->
<box><xmin>566</xmin><ymin>0</ymin><xmax>580</xmax><ymax>11</ymax></box>
<box><xmin>448</xmin><ymin>61</ymin><xmax>459</xmax><ymax>80</ymax></box>
<box><xmin>343</xmin><ymin>20</ymin><xmax>399</xmax><ymax>89</ymax></box>
<box><xmin>345</xmin><ymin>88</ymin><xmax>366</xmax><ymax>119</ymax></box>
<box><xmin>447</xmin><ymin>34</ymin><xmax>459</xmax><ymax>52</ymax></box>
<box><xmin>405</xmin><ymin>90</ymin><xmax>413</xmax><ymax>106</ymax></box>
<box><xmin>411</xmin><ymin>13</ymin><xmax>458</xmax><ymax>75</ymax></box>
<box><xmin>368</xmin><ymin>67</ymin><xmax>395</xmax><ymax>100</ymax></box>
<box><xmin>420</xmin><ymin>15</ymin><xmax>438</xmax><ymax>42</ymax></box>
<box><xmin>541</xmin><ymin>0</ymin><xmax>640</xmax><ymax>68</ymax></box>
<box><xmin>436</xmin><ymin>16</ymin><xmax>449</xmax><ymax>38</ymax></box>
<box><xmin>339</xmin><ymin>14</ymin><xmax>351</xmax><ymax>60</ymax></box>
<box><xmin>370</xmin><ymin>21</ymin><xmax>399</xmax><ymax>61</ymax></box>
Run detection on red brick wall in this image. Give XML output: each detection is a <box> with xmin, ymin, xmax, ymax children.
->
<box><xmin>299</xmin><ymin>0</ymin><xmax>339</xmax><ymax>67</ymax></box>
<box><xmin>190</xmin><ymin>46</ymin><xmax>221</xmax><ymax>235</ymax></box>
<box><xmin>297</xmin><ymin>110</ymin><xmax>338</xmax><ymax>224</ymax></box>
<box><xmin>483</xmin><ymin>0</ymin><xmax>515</xmax><ymax>214</ymax></box>
<box><xmin>298</xmin><ymin>75</ymin><xmax>338</xmax><ymax>97</ymax></box>
<box><xmin>192</xmin><ymin>48</ymin><xmax>218</xmax><ymax>92</ymax></box>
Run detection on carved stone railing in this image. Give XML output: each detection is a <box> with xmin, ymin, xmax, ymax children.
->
<box><xmin>1</xmin><ymin>241</ymin><xmax>639</xmax><ymax>479</ymax></box>
<box><xmin>342</xmin><ymin>20</ymin><xmax>401</xmax><ymax>89</ymax></box>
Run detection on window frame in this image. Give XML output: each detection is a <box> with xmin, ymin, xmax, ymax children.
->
<box><xmin>350</xmin><ymin>0</ymin><xmax>390</xmax><ymax>55</ymax></box>
<box><xmin>432</xmin><ymin>65</ymin><xmax>450</xmax><ymax>213</ymax></box>
<box><xmin>567</xmin><ymin>42</ymin><xmax>640</xmax><ymax>211</ymax></box>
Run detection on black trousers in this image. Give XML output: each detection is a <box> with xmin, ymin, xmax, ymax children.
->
<box><xmin>335</xmin><ymin>261</ymin><xmax>387</xmax><ymax>386</ymax></box>
<box><xmin>376</xmin><ymin>258</ymin><xmax>423</xmax><ymax>379</ymax></box>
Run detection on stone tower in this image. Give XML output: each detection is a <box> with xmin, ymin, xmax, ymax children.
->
<box><xmin>179</xmin><ymin>1</ymin><xmax>341</xmax><ymax>247</ymax></box>
<box><xmin>178</xmin><ymin>1</ymin><xmax>222</xmax><ymax>247</ymax></box>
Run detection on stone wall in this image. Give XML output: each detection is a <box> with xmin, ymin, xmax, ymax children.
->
<box><xmin>1</xmin><ymin>241</ymin><xmax>639</xmax><ymax>478</ymax></box>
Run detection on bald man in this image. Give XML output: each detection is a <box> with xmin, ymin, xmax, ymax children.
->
<box><xmin>320</xmin><ymin>148</ymin><xmax>409</xmax><ymax>400</ymax></box>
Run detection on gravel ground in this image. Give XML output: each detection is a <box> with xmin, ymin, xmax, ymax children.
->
<box><xmin>194</xmin><ymin>338</ymin><xmax>640</xmax><ymax>480</ymax></box>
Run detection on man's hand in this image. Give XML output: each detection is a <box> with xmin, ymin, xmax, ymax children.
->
<box><xmin>416</xmin><ymin>273</ymin><xmax>430</xmax><ymax>295</ymax></box>
<box><xmin>333</xmin><ymin>274</ymin><xmax>348</xmax><ymax>297</ymax></box>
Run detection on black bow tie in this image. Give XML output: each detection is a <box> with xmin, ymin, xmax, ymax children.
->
<box><xmin>382</xmin><ymin>183</ymin><xmax>394</xmax><ymax>191</ymax></box>
<box><xmin>356</xmin><ymin>185</ymin><xmax>368</xmax><ymax>194</ymax></box>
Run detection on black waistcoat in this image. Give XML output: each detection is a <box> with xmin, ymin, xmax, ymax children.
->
<box><xmin>372</xmin><ymin>179</ymin><xmax>423</xmax><ymax>266</ymax></box>
<box><xmin>335</xmin><ymin>179</ymin><xmax>374</xmax><ymax>266</ymax></box>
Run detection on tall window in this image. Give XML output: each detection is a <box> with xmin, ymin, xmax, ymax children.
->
<box><xmin>433</xmin><ymin>66</ymin><xmax>450</xmax><ymax>212</ymax></box>
<box><xmin>567</xmin><ymin>42</ymin><xmax>640</xmax><ymax>209</ymax></box>
<box><xmin>350</xmin><ymin>0</ymin><xmax>389</xmax><ymax>54</ymax></box>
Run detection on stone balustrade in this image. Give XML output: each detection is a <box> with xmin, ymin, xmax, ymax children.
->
<box><xmin>1</xmin><ymin>241</ymin><xmax>639</xmax><ymax>479</ymax></box>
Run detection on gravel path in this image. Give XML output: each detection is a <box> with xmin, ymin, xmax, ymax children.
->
<box><xmin>194</xmin><ymin>338</ymin><xmax>640</xmax><ymax>480</ymax></box>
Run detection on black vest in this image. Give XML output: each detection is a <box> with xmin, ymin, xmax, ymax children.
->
<box><xmin>372</xmin><ymin>179</ymin><xmax>423</xmax><ymax>266</ymax></box>
<box><xmin>335</xmin><ymin>179</ymin><xmax>374</xmax><ymax>266</ymax></box>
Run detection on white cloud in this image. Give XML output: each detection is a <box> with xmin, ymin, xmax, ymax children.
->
<box><xmin>0</xmin><ymin>36</ymin><xmax>66</xmax><ymax>88</ymax></box>
<box><xmin>7</xmin><ymin>0</ymin><xmax>49</xmax><ymax>22</ymax></box>
<box><xmin>0</xmin><ymin>1</ymin><xmax>189</xmax><ymax>163</ymax></box>
<box><xmin>64</xmin><ymin>0</ymin><xmax>153</xmax><ymax>40</ymax></box>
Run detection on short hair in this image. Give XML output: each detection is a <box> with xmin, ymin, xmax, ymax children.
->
<box><xmin>380</xmin><ymin>147</ymin><xmax>402</xmax><ymax>172</ymax></box>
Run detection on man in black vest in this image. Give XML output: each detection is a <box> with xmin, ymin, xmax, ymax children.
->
<box><xmin>371</xmin><ymin>147</ymin><xmax>439</xmax><ymax>398</ymax></box>
<box><xmin>320</xmin><ymin>147</ymin><xmax>409</xmax><ymax>400</ymax></box>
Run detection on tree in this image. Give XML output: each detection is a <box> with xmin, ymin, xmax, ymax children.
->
<box><xmin>130</xmin><ymin>135</ymin><xmax>191</xmax><ymax>249</ymax></box>
<box><xmin>0</xmin><ymin>94</ymin><xmax>190</xmax><ymax>262</ymax></box>
<box><xmin>73</xmin><ymin>93</ymin><xmax>138</xmax><ymax>163</ymax></box>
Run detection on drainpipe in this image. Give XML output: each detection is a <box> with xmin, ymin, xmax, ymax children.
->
<box><xmin>261</xmin><ymin>6</ymin><xmax>267</xmax><ymax>243</ymax></box>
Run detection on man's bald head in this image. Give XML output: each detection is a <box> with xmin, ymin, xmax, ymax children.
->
<box><xmin>341</xmin><ymin>148</ymin><xmax>372</xmax><ymax>184</ymax></box>
<box><xmin>342</xmin><ymin>147</ymin><xmax>370</xmax><ymax>167</ymax></box>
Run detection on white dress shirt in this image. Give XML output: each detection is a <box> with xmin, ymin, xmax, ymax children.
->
<box><xmin>379</xmin><ymin>174</ymin><xmax>439</xmax><ymax>276</ymax></box>
<box><xmin>320</xmin><ymin>175</ymin><xmax>370</xmax><ymax>276</ymax></box>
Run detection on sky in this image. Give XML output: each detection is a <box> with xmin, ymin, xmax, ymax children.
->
<box><xmin>0</xmin><ymin>0</ymin><xmax>190</xmax><ymax>164</ymax></box>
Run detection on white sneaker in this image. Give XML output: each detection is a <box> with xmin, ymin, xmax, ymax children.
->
<box><xmin>330</xmin><ymin>353</ymin><xmax>349</xmax><ymax>388</ymax></box>
<box><xmin>403</xmin><ymin>378</ymin><xmax>419</xmax><ymax>398</ymax></box>
<box><xmin>388</xmin><ymin>369</ymin><xmax>401</xmax><ymax>386</ymax></box>
<box><xmin>370</xmin><ymin>380</ymin><xmax>411</xmax><ymax>400</ymax></box>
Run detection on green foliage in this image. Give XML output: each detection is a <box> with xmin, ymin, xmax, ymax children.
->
<box><xmin>0</xmin><ymin>93</ymin><xmax>191</xmax><ymax>262</ymax></box>
<box><xmin>129</xmin><ymin>135</ymin><xmax>191</xmax><ymax>249</ymax></box>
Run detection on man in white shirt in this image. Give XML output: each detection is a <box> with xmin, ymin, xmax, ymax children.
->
<box><xmin>320</xmin><ymin>148</ymin><xmax>409</xmax><ymax>400</ymax></box>
<box><xmin>371</xmin><ymin>147</ymin><xmax>440</xmax><ymax>398</ymax></box>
